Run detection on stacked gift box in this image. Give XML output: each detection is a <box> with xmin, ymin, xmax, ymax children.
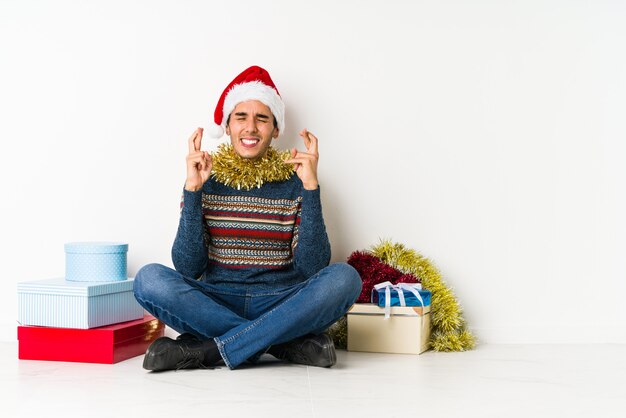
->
<box><xmin>347</xmin><ymin>281</ymin><xmax>432</xmax><ymax>354</ymax></box>
<box><xmin>17</xmin><ymin>242</ymin><xmax>164</xmax><ymax>364</ymax></box>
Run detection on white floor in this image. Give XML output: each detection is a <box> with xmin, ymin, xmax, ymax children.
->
<box><xmin>2</xmin><ymin>340</ymin><xmax>625</xmax><ymax>418</ymax></box>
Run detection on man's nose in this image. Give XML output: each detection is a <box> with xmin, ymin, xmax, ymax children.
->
<box><xmin>245</xmin><ymin>118</ymin><xmax>258</xmax><ymax>133</ymax></box>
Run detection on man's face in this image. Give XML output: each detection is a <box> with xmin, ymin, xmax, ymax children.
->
<box><xmin>225</xmin><ymin>100</ymin><xmax>279</xmax><ymax>161</ymax></box>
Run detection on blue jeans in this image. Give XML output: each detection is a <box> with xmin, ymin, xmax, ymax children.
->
<box><xmin>133</xmin><ymin>263</ymin><xmax>361</xmax><ymax>369</ymax></box>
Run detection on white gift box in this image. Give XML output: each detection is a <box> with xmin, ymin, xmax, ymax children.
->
<box><xmin>17</xmin><ymin>277</ymin><xmax>143</xmax><ymax>329</ymax></box>
<box><xmin>347</xmin><ymin>303</ymin><xmax>431</xmax><ymax>354</ymax></box>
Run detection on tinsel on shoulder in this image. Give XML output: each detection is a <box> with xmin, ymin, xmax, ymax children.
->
<box><xmin>210</xmin><ymin>143</ymin><xmax>294</xmax><ymax>190</ymax></box>
<box><xmin>327</xmin><ymin>239</ymin><xmax>476</xmax><ymax>352</ymax></box>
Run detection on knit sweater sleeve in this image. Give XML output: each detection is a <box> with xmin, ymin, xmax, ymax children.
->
<box><xmin>171</xmin><ymin>189</ymin><xmax>208</xmax><ymax>279</ymax></box>
<box><xmin>292</xmin><ymin>186</ymin><xmax>331</xmax><ymax>278</ymax></box>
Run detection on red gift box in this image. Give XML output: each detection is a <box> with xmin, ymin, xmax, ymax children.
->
<box><xmin>18</xmin><ymin>314</ymin><xmax>164</xmax><ymax>364</ymax></box>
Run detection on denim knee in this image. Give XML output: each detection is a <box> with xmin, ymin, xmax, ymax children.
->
<box><xmin>315</xmin><ymin>262</ymin><xmax>362</xmax><ymax>306</ymax></box>
<box><xmin>330</xmin><ymin>262</ymin><xmax>362</xmax><ymax>302</ymax></box>
<box><xmin>133</xmin><ymin>263</ymin><xmax>171</xmax><ymax>302</ymax></box>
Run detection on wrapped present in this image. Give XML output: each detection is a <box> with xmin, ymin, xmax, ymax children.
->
<box><xmin>371</xmin><ymin>281</ymin><xmax>432</xmax><ymax>318</ymax></box>
<box><xmin>347</xmin><ymin>303</ymin><xmax>431</xmax><ymax>354</ymax></box>
<box><xmin>65</xmin><ymin>242</ymin><xmax>128</xmax><ymax>282</ymax></box>
<box><xmin>17</xmin><ymin>277</ymin><xmax>143</xmax><ymax>329</ymax></box>
<box><xmin>18</xmin><ymin>315</ymin><xmax>164</xmax><ymax>364</ymax></box>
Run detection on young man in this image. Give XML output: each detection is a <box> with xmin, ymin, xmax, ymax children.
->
<box><xmin>133</xmin><ymin>66</ymin><xmax>361</xmax><ymax>371</ymax></box>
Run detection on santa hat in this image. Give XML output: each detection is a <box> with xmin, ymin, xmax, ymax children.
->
<box><xmin>206</xmin><ymin>65</ymin><xmax>285</xmax><ymax>138</ymax></box>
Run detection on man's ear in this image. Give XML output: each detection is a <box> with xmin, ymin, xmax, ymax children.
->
<box><xmin>225</xmin><ymin>125</ymin><xmax>230</xmax><ymax>136</ymax></box>
<box><xmin>272</xmin><ymin>127</ymin><xmax>279</xmax><ymax>139</ymax></box>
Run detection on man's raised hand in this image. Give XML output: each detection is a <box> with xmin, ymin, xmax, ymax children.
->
<box><xmin>184</xmin><ymin>128</ymin><xmax>212</xmax><ymax>192</ymax></box>
<box><xmin>286</xmin><ymin>129</ymin><xmax>319</xmax><ymax>190</ymax></box>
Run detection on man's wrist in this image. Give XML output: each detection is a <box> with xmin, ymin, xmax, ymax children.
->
<box><xmin>184</xmin><ymin>182</ymin><xmax>202</xmax><ymax>192</ymax></box>
<box><xmin>302</xmin><ymin>181</ymin><xmax>319</xmax><ymax>190</ymax></box>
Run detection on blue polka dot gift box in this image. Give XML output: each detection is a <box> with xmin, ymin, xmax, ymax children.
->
<box><xmin>65</xmin><ymin>242</ymin><xmax>128</xmax><ymax>282</ymax></box>
<box><xmin>17</xmin><ymin>277</ymin><xmax>144</xmax><ymax>329</ymax></box>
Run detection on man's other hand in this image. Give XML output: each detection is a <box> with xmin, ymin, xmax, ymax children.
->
<box><xmin>286</xmin><ymin>129</ymin><xmax>319</xmax><ymax>190</ymax></box>
<box><xmin>184</xmin><ymin>128</ymin><xmax>213</xmax><ymax>192</ymax></box>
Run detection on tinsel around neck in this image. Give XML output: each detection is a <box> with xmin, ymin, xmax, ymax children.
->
<box><xmin>211</xmin><ymin>143</ymin><xmax>294</xmax><ymax>190</ymax></box>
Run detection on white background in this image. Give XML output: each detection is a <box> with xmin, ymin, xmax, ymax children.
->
<box><xmin>1</xmin><ymin>0</ymin><xmax>624</xmax><ymax>343</ymax></box>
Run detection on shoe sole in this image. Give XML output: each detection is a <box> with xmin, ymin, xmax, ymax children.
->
<box><xmin>296</xmin><ymin>334</ymin><xmax>337</xmax><ymax>368</ymax></box>
<box><xmin>319</xmin><ymin>334</ymin><xmax>337</xmax><ymax>368</ymax></box>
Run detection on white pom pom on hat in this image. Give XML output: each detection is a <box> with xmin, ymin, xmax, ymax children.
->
<box><xmin>208</xmin><ymin>65</ymin><xmax>285</xmax><ymax>138</ymax></box>
<box><xmin>205</xmin><ymin>123</ymin><xmax>224</xmax><ymax>139</ymax></box>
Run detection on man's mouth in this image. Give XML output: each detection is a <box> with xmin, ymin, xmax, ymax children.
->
<box><xmin>240</xmin><ymin>137</ymin><xmax>260</xmax><ymax>148</ymax></box>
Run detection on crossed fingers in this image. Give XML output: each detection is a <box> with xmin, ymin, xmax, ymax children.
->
<box><xmin>188</xmin><ymin>128</ymin><xmax>203</xmax><ymax>153</ymax></box>
<box><xmin>187</xmin><ymin>127</ymin><xmax>211</xmax><ymax>172</ymax></box>
<box><xmin>285</xmin><ymin>129</ymin><xmax>319</xmax><ymax>190</ymax></box>
<box><xmin>287</xmin><ymin>129</ymin><xmax>318</xmax><ymax>165</ymax></box>
<box><xmin>300</xmin><ymin>128</ymin><xmax>318</xmax><ymax>155</ymax></box>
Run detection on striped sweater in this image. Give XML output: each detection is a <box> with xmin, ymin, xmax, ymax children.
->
<box><xmin>172</xmin><ymin>173</ymin><xmax>331</xmax><ymax>288</ymax></box>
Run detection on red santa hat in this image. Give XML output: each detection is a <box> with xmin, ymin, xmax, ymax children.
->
<box><xmin>206</xmin><ymin>65</ymin><xmax>285</xmax><ymax>138</ymax></box>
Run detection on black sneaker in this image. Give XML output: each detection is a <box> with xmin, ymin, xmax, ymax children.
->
<box><xmin>272</xmin><ymin>333</ymin><xmax>337</xmax><ymax>368</ymax></box>
<box><xmin>143</xmin><ymin>336</ymin><xmax>213</xmax><ymax>371</ymax></box>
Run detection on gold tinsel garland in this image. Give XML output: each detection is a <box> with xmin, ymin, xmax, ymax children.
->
<box><xmin>371</xmin><ymin>240</ymin><xmax>476</xmax><ymax>352</ymax></box>
<box><xmin>211</xmin><ymin>144</ymin><xmax>294</xmax><ymax>190</ymax></box>
<box><xmin>327</xmin><ymin>240</ymin><xmax>476</xmax><ymax>352</ymax></box>
<box><xmin>327</xmin><ymin>316</ymin><xmax>348</xmax><ymax>349</ymax></box>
